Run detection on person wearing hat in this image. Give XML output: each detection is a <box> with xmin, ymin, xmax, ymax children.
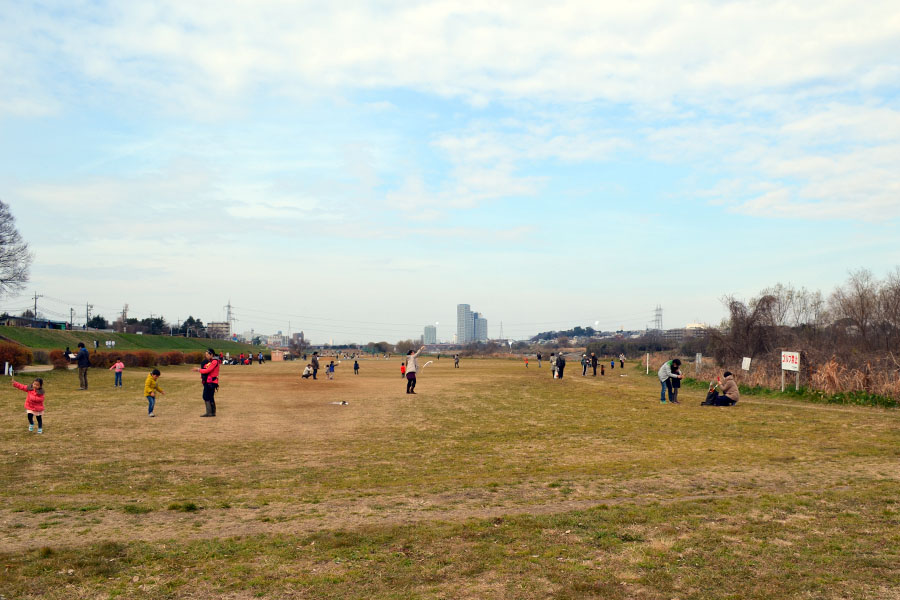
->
<box><xmin>556</xmin><ymin>352</ymin><xmax>567</xmax><ymax>379</ymax></box>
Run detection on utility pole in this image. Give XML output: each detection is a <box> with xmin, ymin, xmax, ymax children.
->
<box><xmin>32</xmin><ymin>292</ymin><xmax>43</xmax><ymax>319</ymax></box>
<box><xmin>69</xmin><ymin>308</ymin><xmax>74</xmax><ymax>330</ymax></box>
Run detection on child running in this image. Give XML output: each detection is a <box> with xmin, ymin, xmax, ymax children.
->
<box><xmin>14</xmin><ymin>378</ymin><xmax>45</xmax><ymax>434</ymax></box>
<box><xmin>143</xmin><ymin>368</ymin><xmax>165</xmax><ymax>417</ymax></box>
<box><xmin>109</xmin><ymin>357</ymin><xmax>125</xmax><ymax>388</ymax></box>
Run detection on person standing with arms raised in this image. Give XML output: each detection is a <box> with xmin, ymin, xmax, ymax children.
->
<box><xmin>192</xmin><ymin>348</ymin><xmax>220</xmax><ymax>417</ymax></box>
<box><xmin>406</xmin><ymin>346</ymin><xmax>426</xmax><ymax>394</ymax></box>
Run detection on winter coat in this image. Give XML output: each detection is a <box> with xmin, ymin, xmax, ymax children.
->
<box><xmin>77</xmin><ymin>347</ymin><xmax>91</xmax><ymax>368</ymax></box>
<box><xmin>14</xmin><ymin>381</ymin><xmax>45</xmax><ymax>413</ymax></box>
<box><xmin>407</xmin><ymin>348</ymin><xmax>422</xmax><ymax>373</ymax></box>
<box><xmin>144</xmin><ymin>374</ymin><xmax>164</xmax><ymax>396</ymax></box>
<box><xmin>658</xmin><ymin>360</ymin><xmax>679</xmax><ymax>383</ymax></box>
<box><xmin>199</xmin><ymin>358</ymin><xmax>220</xmax><ymax>384</ymax></box>
<box><xmin>720</xmin><ymin>375</ymin><xmax>740</xmax><ymax>402</ymax></box>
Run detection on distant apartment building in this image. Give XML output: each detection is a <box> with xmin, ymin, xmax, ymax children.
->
<box><xmin>457</xmin><ymin>304</ymin><xmax>488</xmax><ymax>343</ymax></box>
<box><xmin>207</xmin><ymin>321</ymin><xmax>230</xmax><ymax>339</ymax></box>
<box><xmin>474</xmin><ymin>312</ymin><xmax>488</xmax><ymax>342</ymax></box>
<box><xmin>424</xmin><ymin>325</ymin><xmax>437</xmax><ymax>344</ymax></box>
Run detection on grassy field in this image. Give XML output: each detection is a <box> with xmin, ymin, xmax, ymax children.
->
<box><xmin>0</xmin><ymin>325</ymin><xmax>263</xmax><ymax>354</ymax></box>
<box><xmin>1</xmin><ymin>358</ymin><xmax>899</xmax><ymax>599</ymax></box>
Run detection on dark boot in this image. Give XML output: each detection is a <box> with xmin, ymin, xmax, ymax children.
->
<box><xmin>201</xmin><ymin>401</ymin><xmax>212</xmax><ymax>417</ymax></box>
<box><xmin>209</xmin><ymin>400</ymin><xmax>216</xmax><ymax>416</ymax></box>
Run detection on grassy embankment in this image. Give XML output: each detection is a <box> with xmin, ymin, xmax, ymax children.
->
<box><xmin>1</xmin><ymin>358</ymin><xmax>899</xmax><ymax>599</ymax></box>
<box><xmin>0</xmin><ymin>325</ymin><xmax>263</xmax><ymax>355</ymax></box>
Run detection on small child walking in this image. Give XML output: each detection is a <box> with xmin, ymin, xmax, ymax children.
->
<box><xmin>110</xmin><ymin>357</ymin><xmax>125</xmax><ymax>388</ymax></box>
<box><xmin>143</xmin><ymin>368</ymin><xmax>165</xmax><ymax>417</ymax></box>
<box><xmin>400</xmin><ymin>363</ymin><xmax>406</xmax><ymax>378</ymax></box>
<box><xmin>14</xmin><ymin>378</ymin><xmax>45</xmax><ymax>434</ymax></box>
<box><xmin>326</xmin><ymin>361</ymin><xmax>336</xmax><ymax>380</ymax></box>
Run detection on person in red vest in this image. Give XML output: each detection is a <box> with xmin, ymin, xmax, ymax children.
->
<box><xmin>192</xmin><ymin>348</ymin><xmax>220</xmax><ymax>417</ymax></box>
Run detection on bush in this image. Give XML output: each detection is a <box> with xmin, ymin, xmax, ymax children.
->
<box><xmin>184</xmin><ymin>351</ymin><xmax>205</xmax><ymax>364</ymax></box>
<box><xmin>32</xmin><ymin>350</ymin><xmax>49</xmax><ymax>365</ymax></box>
<box><xmin>121</xmin><ymin>352</ymin><xmax>142</xmax><ymax>368</ymax></box>
<box><xmin>52</xmin><ymin>358</ymin><xmax>69</xmax><ymax>370</ymax></box>
<box><xmin>0</xmin><ymin>342</ymin><xmax>33</xmax><ymax>370</ymax></box>
<box><xmin>135</xmin><ymin>351</ymin><xmax>156</xmax><ymax>368</ymax></box>
<box><xmin>160</xmin><ymin>351</ymin><xmax>184</xmax><ymax>366</ymax></box>
<box><xmin>49</xmin><ymin>349</ymin><xmax>65</xmax><ymax>362</ymax></box>
<box><xmin>88</xmin><ymin>352</ymin><xmax>112</xmax><ymax>369</ymax></box>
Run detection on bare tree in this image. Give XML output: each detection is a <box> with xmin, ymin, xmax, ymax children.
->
<box><xmin>0</xmin><ymin>200</ymin><xmax>32</xmax><ymax>297</ymax></box>
<box><xmin>830</xmin><ymin>269</ymin><xmax>879</xmax><ymax>349</ymax></box>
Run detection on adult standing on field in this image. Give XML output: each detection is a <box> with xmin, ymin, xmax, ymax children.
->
<box><xmin>657</xmin><ymin>358</ymin><xmax>682</xmax><ymax>404</ymax></box>
<box><xmin>556</xmin><ymin>352</ymin><xmax>567</xmax><ymax>379</ymax></box>
<box><xmin>537</xmin><ymin>352</ymin><xmax>542</xmax><ymax>367</ymax></box>
<box><xmin>590</xmin><ymin>352</ymin><xmax>598</xmax><ymax>376</ymax></box>
<box><xmin>311</xmin><ymin>352</ymin><xmax>320</xmax><ymax>380</ymax></box>
<box><xmin>406</xmin><ymin>346</ymin><xmax>426</xmax><ymax>394</ymax></box>
<box><xmin>76</xmin><ymin>342</ymin><xmax>90</xmax><ymax>390</ymax></box>
<box><xmin>192</xmin><ymin>348</ymin><xmax>220</xmax><ymax>417</ymax></box>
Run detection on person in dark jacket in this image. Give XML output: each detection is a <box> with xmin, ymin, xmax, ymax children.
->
<box><xmin>76</xmin><ymin>342</ymin><xmax>90</xmax><ymax>390</ymax></box>
<box><xmin>590</xmin><ymin>352</ymin><xmax>598</xmax><ymax>376</ymax></box>
<box><xmin>556</xmin><ymin>352</ymin><xmax>566</xmax><ymax>379</ymax></box>
<box><xmin>311</xmin><ymin>352</ymin><xmax>320</xmax><ymax>380</ymax></box>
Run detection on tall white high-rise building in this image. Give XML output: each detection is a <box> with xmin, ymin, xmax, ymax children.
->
<box><xmin>424</xmin><ymin>325</ymin><xmax>437</xmax><ymax>344</ymax></box>
<box><xmin>457</xmin><ymin>304</ymin><xmax>473</xmax><ymax>343</ymax></box>
<box><xmin>457</xmin><ymin>304</ymin><xmax>488</xmax><ymax>343</ymax></box>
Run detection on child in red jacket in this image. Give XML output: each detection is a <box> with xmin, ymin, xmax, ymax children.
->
<box><xmin>14</xmin><ymin>378</ymin><xmax>45</xmax><ymax>434</ymax></box>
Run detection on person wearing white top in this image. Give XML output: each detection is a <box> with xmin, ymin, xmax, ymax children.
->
<box><xmin>406</xmin><ymin>346</ymin><xmax>426</xmax><ymax>394</ymax></box>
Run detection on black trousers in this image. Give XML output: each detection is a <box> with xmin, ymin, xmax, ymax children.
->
<box><xmin>557</xmin><ymin>366</ymin><xmax>565</xmax><ymax>379</ymax></box>
<box><xmin>202</xmin><ymin>382</ymin><xmax>217</xmax><ymax>402</ymax></box>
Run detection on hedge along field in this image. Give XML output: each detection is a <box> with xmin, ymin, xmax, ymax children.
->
<box><xmin>1</xmin><ymin>358</ymin><xmax>900</xmax><ymax>599</ymax></box>
<box><xmin>0</xmin><ymin>325</ymin><xmax>264</xmax><ymax>354</ymax></box>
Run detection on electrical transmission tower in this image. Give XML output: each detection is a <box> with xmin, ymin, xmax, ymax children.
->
<box><xmin>653</xmin><ymin>305</ymin><xmax>663</xmax><ymax>331</ymax></box>
<box><xmin>224</xmin><ymin>300</ymin><xmax>235</xmax><ymax>335</ymax></box>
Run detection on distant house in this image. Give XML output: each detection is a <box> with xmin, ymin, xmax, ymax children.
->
<box><xmin>0</xmin><ymin>316</ymin><xmax>69</xmax><ymax>330</ymax></box>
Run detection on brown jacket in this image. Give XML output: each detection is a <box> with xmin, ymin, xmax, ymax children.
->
<box><xmin>720</xmin><ymin>375</ymin><xmax>740</xmax><ymax>402</ymax></box>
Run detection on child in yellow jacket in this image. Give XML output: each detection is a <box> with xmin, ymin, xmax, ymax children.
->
<box><xmin>144</xmin><ymin>369</ymin><xmax>165</xmax><ymax>417</ymax></box>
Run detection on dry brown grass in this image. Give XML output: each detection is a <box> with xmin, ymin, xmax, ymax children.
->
<box><xmin>2</xmin><ymin>357</ymin><xmax>900</xmax><ymax>598</ymax></box>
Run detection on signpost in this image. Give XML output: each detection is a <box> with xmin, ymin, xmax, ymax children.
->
<box><xmin>695</xmin><ymin>352</ymin><xmax>702</xmax><ymax>375</ymax></box>
<box><xmin>741</xmin><ymin>357</ymin><xmax>752</xmax><ymax>371</ymax></box>
<box><xmin>781</xmin><ymin>351</ymin><xmax>800</xmax><ymax>391</ymax></box>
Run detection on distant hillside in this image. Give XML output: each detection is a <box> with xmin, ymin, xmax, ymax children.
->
<box><xmin>0</xmin><ymin>326</ymin><xmax>263</xmax><ymax>353</ymax></box>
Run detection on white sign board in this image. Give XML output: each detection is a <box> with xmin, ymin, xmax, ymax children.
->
<box><xmin>741</xmin><ymin>357</ymin><xmax>752</xmax><ymax>371</ymax></box>
<box><xmin>695</xmin><ymin>353</ymin><xmax>702</xmax><ymax>363</ymax></box>
<box><xmin>781</xmin><ymin>351</ymin><xmax>800</xmax><ymax>372</ymax></box>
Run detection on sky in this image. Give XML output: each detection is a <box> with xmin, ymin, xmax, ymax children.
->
<box><xmin>1</xmin><ymin>1</ymin><xmax>899</xmax><ymax>344</ymax></box>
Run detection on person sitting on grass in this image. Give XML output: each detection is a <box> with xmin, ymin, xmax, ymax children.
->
<box><xmin>703</xmin><ymin>371</ymin><xmax>740</xmax><ymax>406</ymax></box>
